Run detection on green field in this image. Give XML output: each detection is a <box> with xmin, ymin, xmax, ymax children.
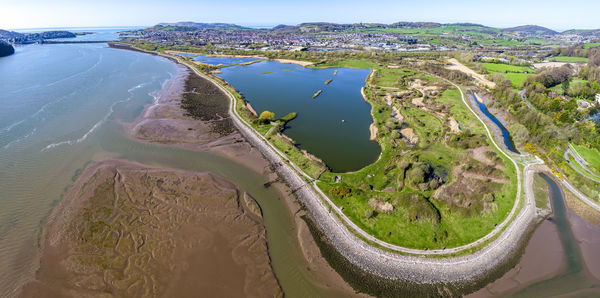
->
<box><xmin>572</xmin><ymin>144</ymin><xmax>600</xmax><ymax>175</ymax></box>
<box><xmin>481</xmin><ymin>63</ymin><xmax>535</xmax><ymax>74</ymax></box>
<box><xmin>315</xmin><ymin>63</ymin><xmax>518</xmax><ymax>249</ymax></box>
<box><xmin>481</xmin><ymin>62</ymin><xmax>535</xmax><ymax>88</ymax></box>
<box><xmin>532</xmin><ymin>174</ymin><xmax>549</xmax><ymax>209</ymax></box>
<box><xmin>550</xmin><ymin>56</ymin><xmax>589</xmax><ymax>63</ymax></box>
<box><xmin>584</xmin><ymin>42</ymin><xmax>600</xmax><ymax>49</ymax></box>
<box><xmin>313</xmin><ymin>59</ymin><xmax>378</xmax><ymax>69</ymax></box>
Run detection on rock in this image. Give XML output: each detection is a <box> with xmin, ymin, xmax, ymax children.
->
<box><xmin>369</xmin><ymin>198</ymin><xmax>395</xmax><ymax>213</ymax></box>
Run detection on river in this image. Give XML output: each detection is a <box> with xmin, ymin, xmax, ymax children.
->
<box><xmin>469</xmin><ymin>92</ymin><xmax>600</xmax><ymax>296</ymax></box>
<box><xmin>0</xmin><ymin>41</ymin><xmax>338</xmax><ymax>297</ymax></box>
<box><xmin>472</xmin><ymin>93</ymin><xmax>519</xmax><ymax>154</ymax></box>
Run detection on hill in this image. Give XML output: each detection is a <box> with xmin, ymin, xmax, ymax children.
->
<box><xmin>156</xmin><ymin>22</ymin><xmax>248</xmax><ymax>30</ymax></box>
<box><xmin>0</xmin><ymin>29</ymin><xmax>76</xmax><ymax>44</ymax></box>
<box><xmin>502</xmin><ymin>25</ymin><xmax>558</xmax><ymax>35</ymax></box>
<box><xmin>0</xmin><ymin>40</ymin><xmax>14</xmax><ymax>57</ymax></box>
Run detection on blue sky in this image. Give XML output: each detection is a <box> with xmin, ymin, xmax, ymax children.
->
<box><xmin>1</xmin><ymin>0</ymin><xmax>599</xmax><ymax>31</ymax></box>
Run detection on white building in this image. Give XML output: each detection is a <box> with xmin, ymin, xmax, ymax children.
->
<box><xmin>596</xmin><ymin>93</ymin><xmax>600</xmax><ymax>104</ymax></box>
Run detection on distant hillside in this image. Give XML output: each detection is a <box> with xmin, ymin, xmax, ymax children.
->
<box><xmin>270</xmin><ymin>21</ymin><xmax>495</xmax><ymax>34</ymax></box>
<box><xmin>502</xmin><ymin>25</ymin><xmax>558</xmax><ymax>35</ymax></box>
<box><xmin>0</xmin><ymin>29</ymin><xmax>76</xmax><ymax>44</ymax></box>
<box><xmin>562</xmin><ymin>29</ymin><xmax>600</xmax><ymax>36</ymax></box>
<box><xmin>0</xmin><ymin>40</ymin><xmax>14</xmax><ymax>57</ymax></box>
<box><xmin>156</xmin><ymin>22</ymin><xmax>248</xmax><ymax>30</ymax></box>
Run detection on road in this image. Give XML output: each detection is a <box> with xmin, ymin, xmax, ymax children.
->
<box><xmin>518</xmin><ymin>90</ymin><xmax>536</xmax><ymax>110</ymax></box>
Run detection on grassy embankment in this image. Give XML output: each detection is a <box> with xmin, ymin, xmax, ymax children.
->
<box><xmin>550</xmin><ymin>56</ymin><xmax>589</xmax><ymax>63</ymax></box>
<box><xmin>312</xmin><ymin>62</ymin><xmax>518</xmax><ymax>249</ymax></box>
<box><xmin>566</xmin><ymin>143</ymin><xmax>600</xmax><ymax>190</ymax></box>
<box><xmin>481</xmin><ymin>62</ymin><xmax>536</xmax><ymax>88</ymax></box>
<box><xmin>584</xmin><ymin>42</ymin><xmax>600</xmax><ymax>49</ymax></box>
<box><xmin>533</xmin><ymin>174</ymin><xmax>550</xmax><ymax>210</ymax></box>
<box><xmin>572</xmin><ymin>144</ymin><xmax>600</xmax><ymax>173</ymax></box>
<box><xmin>545</xmin><ymin>142</ymin><xmax>600</xmax><ymax>202</ymax></box>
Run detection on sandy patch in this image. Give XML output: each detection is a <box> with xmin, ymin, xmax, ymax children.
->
<box><xmin>533</xmin><ymin>62</ymin><xmax>585</xmax><ymax>72</ymax></box>
<box><xmin>369</xmin><ymin>123</ymin><xmax>378</xmax><ymax>141</ymax></box>
<box><xmin>470</xmin><ymin>146</ymin><xmax>504</xmax><ymax>170</ymax></box>
<box><xmin>273</xmin><ymin>59</ymin><xmax>313</xmax><ymax>67</ymax></box>
<box><xmin>447</xmin><ymin>58</ymin><xmax>496</xmax><ymax>89</ymax></box>
<box><xmin>448</xmin><ymin>117</ymin><xmax>461</xmax><ymax>133</ymax></box>
<box><xmin>400</xmin><ymin>128</ymin><xmax>418</xmax><ymax>145</ymax></box>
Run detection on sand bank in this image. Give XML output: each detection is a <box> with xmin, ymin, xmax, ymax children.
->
<box><xmin>20</xmin><ymin>160</ymin><xmax>282</xmax><ymax>297</ymax></box>
<box><xmin>273</xmin><ymin>58</ymin><xmax>313</xmax><ymax>67</ymax></box>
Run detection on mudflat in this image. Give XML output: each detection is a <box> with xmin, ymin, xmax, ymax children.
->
<box><xmin>20</xmin><ymin>160</ymin><xmax>282</xmax><ymax>297</ymax></box>
<box><xmin>129</xmin><ymin>63</ymin><xmax>268</xmax><ymax>174</ymax></box>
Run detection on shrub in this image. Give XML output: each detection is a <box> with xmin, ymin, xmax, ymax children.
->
<box><xmin>329</xmin><ymin>185</ymin><xmax>352</xmax><ymax>199</ymax></box>
<box><xmin>259</xmin><ymin>110</ymin><xmax>275</xmax><ymax>121</ymax></box>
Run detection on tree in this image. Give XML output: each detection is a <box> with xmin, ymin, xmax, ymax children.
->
<box><xmin>561</xmin><ymin>79</ymin><xmax>570</xmax><ymax>95</ymax></box>
<box><xmin>259</xmin><ymin>110</ymin><xmax>275</xmax><ymax>121</ymax></box>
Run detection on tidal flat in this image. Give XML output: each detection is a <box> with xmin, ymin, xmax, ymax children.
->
<box><xmin>20</xmin><ymin>160</ymin><xmax>282</xmax><ymax>297</ymax></box>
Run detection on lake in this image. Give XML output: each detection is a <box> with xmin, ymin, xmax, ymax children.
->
<box><xmin>176</xmin><ymin>53</ymin><xmax>261</xmax><ymax>66</ymax></box>
<box><xmin>217</xmin><ymin>60</ymin><xmax>381</xmax><ymax>172</ymax></box>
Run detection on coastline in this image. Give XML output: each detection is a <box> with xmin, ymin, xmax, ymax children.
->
<box><xmin>163</xmin><ymin>50</ymin><xmax>313</xmax><ymax>67</ymax></box>
<box><xmin>111</xmin><ymin>43</ymin><xmax>367</xmax><ymax>296</ymax></box>
<box><xmin>108</xmin><ymin>43</ymin><xmax>551</xmax><ymax>296</ymax></box>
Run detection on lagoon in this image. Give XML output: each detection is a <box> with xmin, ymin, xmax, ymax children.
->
<box><xmin>176</xmin><ymin>53</ymin><xmax>261</xmax><ymax>66</ymax></box>
<box><xmin>217</xmin><ymin>60</ymin><xmax>381</xmax><ymax>172</ymax></box>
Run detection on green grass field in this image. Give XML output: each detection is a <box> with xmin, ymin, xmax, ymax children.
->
<box><xmin>532</xmin><ymin>174</ymin><xmax>549</xmax><ymax>209</ymax></box>
<box><xmin>481</xmin><ymin>62</ymin><xmax>535</xmax><ymax>88</ymax></box>
<box><xmin>314</xmin><ymin>59</ymin><xmax>379</xmax><ymax>69</ymax></box>
<box><xmin>572</xmin><ymin>144</ymin><xmax>600</xmax><ymax>175</ymax></box>
<box><xmin>550</xmin><ymin>56</ymin><xmax>589</xmax><ymax>63</ymax></box>
<box><xmin>316</xmin><ymin>66</ymin><xmax>518</xmax><ymax>249</ymax></box>
<box><xmin>481</xmin><ymin>63</ymin><xmax>535</xmax><ymax>74</ymax></box>
<box><xmin>584</xmin><ymin>42</ymin><xmax>600</xmax><ymax>49</ymax></box>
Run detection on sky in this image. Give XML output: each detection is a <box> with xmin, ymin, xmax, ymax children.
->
<box><xmin>1</xmin><ymin>0</ymin><xmax>599</xmax><ymax>31</ymax></box>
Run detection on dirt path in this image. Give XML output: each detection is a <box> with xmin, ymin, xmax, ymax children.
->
<box><xmin>447</xmin><ymin>58</ymin><xmax>496</xmax><ymax>89</ymax></box>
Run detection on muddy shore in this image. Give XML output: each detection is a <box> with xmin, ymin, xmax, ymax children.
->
<box><xmin>23</xmin><ymin>45</ymin><xmax>364</xmax><ymax>297</ymax></box>
<box><xmin>20</xmin><ymin>160</ymin><xmax>281</xmax><ymax>297</ymax></box>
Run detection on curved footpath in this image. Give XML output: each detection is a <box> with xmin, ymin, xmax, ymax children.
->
<box><xmin>175</xmin><ymin>55</ymin><xmax>544</xmax><ymax>283</ymax></box>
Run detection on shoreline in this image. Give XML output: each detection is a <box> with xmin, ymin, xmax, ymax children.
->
<box><xmin>163</xmin><ymin>49</ymin><xmax>314</xmax><ymax>67</ymax></box>
<box><xmin>115</xmin><ymin>43</ymin><xmax>364</xmax><ymax>296</ymax></box>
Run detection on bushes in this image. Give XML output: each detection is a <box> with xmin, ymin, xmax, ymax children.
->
<box><xmin>524</xmin><ymin>65</ymin><xmax>572</xmax><ymax>88</ymax></box>
<box><xmin>448</xmin><ymin>130</ymin><xmax>487</xmax><ymax>149</ymax></box>
<box><xmin>329</xmin><ymin>185</ymin><xmax>352</xmax><ymax>199</ymax></box>
<box><xmin>259</xmin><ymin>110</ymin><xmax>275</xmax><ymax>121</ymax></box>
